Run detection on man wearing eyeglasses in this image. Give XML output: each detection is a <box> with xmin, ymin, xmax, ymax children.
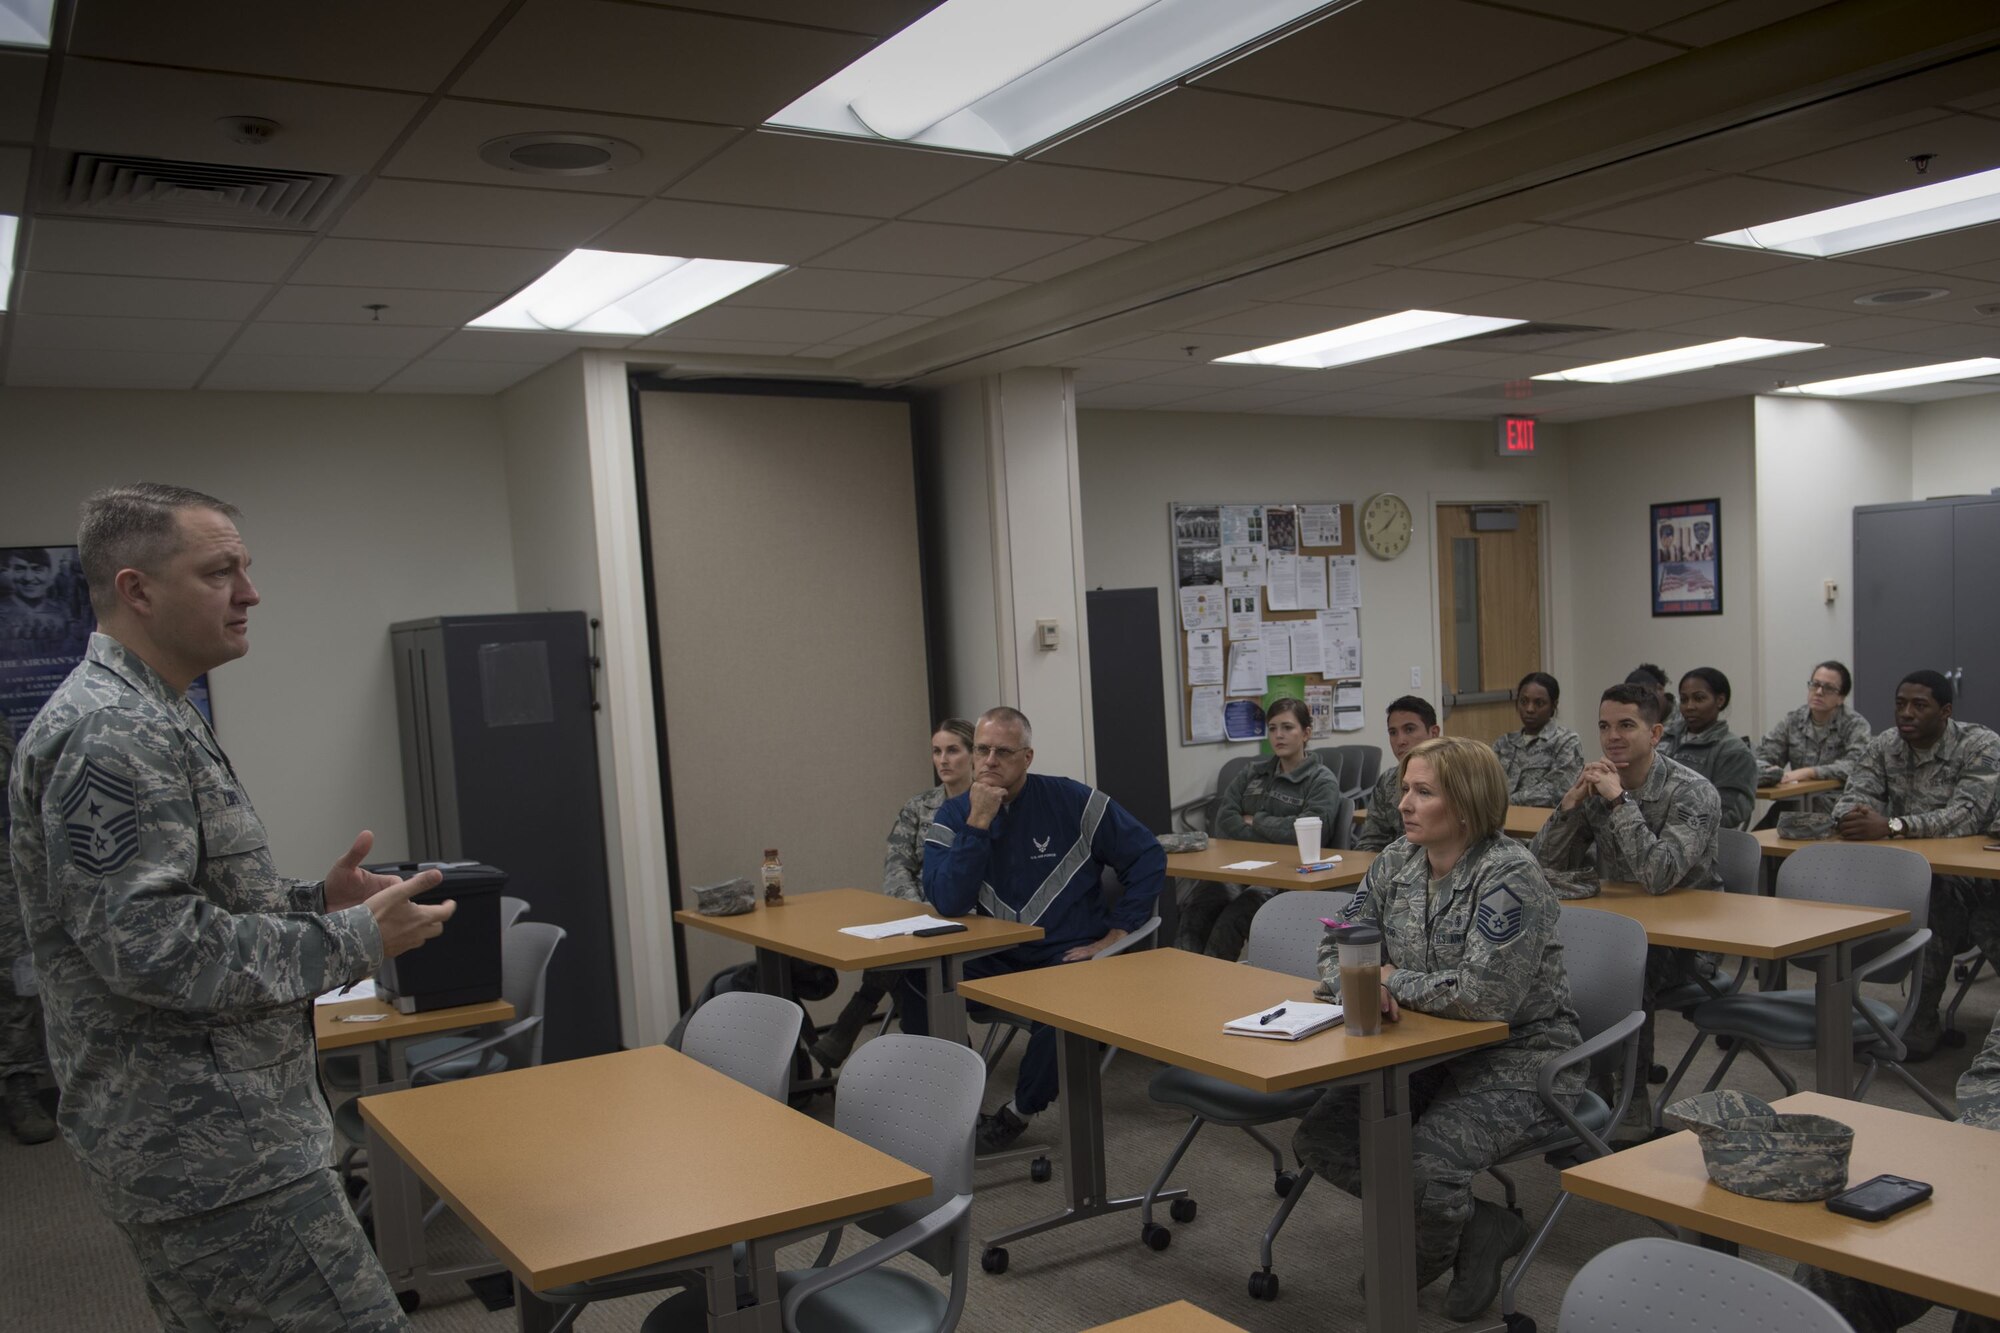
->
<box><xmin>907</xmin><ymin>705</ymin><xmax>1165</xmax><ymax>1152</ymax></box>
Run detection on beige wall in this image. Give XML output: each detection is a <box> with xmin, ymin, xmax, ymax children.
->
<box><xmin>0</xmin><ymin>387</ymin><xmax>518</xmax><ymax>869</ymax></box>
<box><xmin>1911</xmin><ymin>393</ymin><xmax>2000</xmax><ymax>500</ymax></box>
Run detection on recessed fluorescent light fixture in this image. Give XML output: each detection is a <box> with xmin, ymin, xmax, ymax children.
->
<box><xmin>0</xmin><ymin>214</ymin><xmax>16</xmax><ymax>312</ymax></box>
<box><xmin>767</xmin><ymin>0</ymin><xmax>1358</xmax><ymax>157</ymax></box>
<box><xmin>1214</xmin><ymin>310</ymin><xmax>1526</xmax><ymax>370</ymax></box>
<box><xmin>1706</xmin><ymin>164</ymin><xmax>2000</xmax><ymax>258</ymax></box>
<box><xmin>1532</xmin><ymin>337</ymin><xmax>1822</xmax><ymax>383</ymax></box>
<box><xmin>1772</xmin><ymin>357</ymin><xmax>2000</xmax><ymax>397</ymax></box>
<box><xmin>467</xmin><ymin>249</ymin><xmax>786</xmax><ymax>335</ymax></box>
<box><xmin>0</xmin><ymin>0</ymin><xmax>55</xmax><ymax>48</ymax></box>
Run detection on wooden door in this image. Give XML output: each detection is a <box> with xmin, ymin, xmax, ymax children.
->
<box><xmin>1436</xmin><ymin>504</ymin><xmax>1543</xmax><ymax>744</ymax></box>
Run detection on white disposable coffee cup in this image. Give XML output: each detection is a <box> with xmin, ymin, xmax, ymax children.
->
<box><xmin>1294</xmin><ymin>817</ymin><xmax>1323</xmax><ymax>864</ymax></box>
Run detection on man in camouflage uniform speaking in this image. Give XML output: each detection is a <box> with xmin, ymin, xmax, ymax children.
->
<box><xmin>7</xmin><ymin>483</ymin><xmax>456</xmax><ymax>1331</ymax></box>
<box><xmin>1830</xmin><ymin>669</ymin><xmax>2000</xmax><ymax>1058</ymax></box>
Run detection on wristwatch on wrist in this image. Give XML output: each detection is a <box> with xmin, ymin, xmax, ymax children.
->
<box><xmin>1887</xmin><ymin>816</ymin><xmax>1905</xmax><ymax>838</ymax></box>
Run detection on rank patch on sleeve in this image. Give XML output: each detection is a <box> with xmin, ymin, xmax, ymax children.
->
<box><xmin>60</xmin><ymin>758</ymin><xmax>140</xmax><ymax>877</ymax></box>
<box><xmin>1475</xmin><ymin>885</ymin><xmax>1525</xmax><ymax>943</ymax></box>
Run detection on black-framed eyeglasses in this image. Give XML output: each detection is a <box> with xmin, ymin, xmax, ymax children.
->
<box><xmin>973</xmin><ymin>744</ymin><xmax>1024</xmax><ymax>760</ymax></box>
<box><xmin>1805</xmin><ymin>680</ymin><xmax>1844</xmax><ymax>695</ymax></box>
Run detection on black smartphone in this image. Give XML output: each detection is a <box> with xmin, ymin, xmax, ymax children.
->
<box><xmin>1825</xmin><ymin>1174</ymin><xmax>1932</xmax><ymax>1221</ymax></box>
<box><xmin>912</xmin><ymin>923</ymin><xmax>968</xmax><ymax>937</ymax></box>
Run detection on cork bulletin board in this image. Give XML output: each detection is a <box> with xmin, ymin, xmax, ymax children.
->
<box><xmin>1169</xmin><ymin>501</ymin><xmax>1364</xmax><ymax>746</ymax></box>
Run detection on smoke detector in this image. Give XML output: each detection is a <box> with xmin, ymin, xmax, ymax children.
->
<box><xmin>218</xmin><ymin>116</ymin><xmax>280</xmax><ymax>146</ymax></box>
<box><xmin>479</xmin><ymin>133</ymin><xmax>641</xmax><ymax>176</ymax></box>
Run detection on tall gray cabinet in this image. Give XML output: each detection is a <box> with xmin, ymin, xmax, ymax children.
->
<box><xmin>1853</xmin><ymin>494</ymin><xmax>2000</xmax><ymax>731</ymax></box>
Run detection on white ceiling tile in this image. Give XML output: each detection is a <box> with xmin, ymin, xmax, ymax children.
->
<box><xmin>909</xmin><ymin>163</ymin><xmax>1216</xmax><ymax>236</ymax></box>
<box><xmin>379</xmin><ymin>359</ymin><xmax>551</xmax><ymax>393</ymax></box>
<box><xmin>1569</xmin><ymin>174</ymin><xmax>1863</xmax><ymax>239</ymax></box>
<box><xmin>999</xmin><ymin>238</ymin><xmax>1142</xmax><ymax>284</ymax></box>
<box><xmin>904</xmin><ymin>279</ymin><xmax>1031</xmax><ymax>318</ymax></box>
<box><xmin>1415</xmin><ymin>226</ymin><xmax>1677</xmax><ymax>279</ymax></box>
<box><xmin>15</xmin><ymin>273</ymin><xmax>271</xmax><ymax>320</ymax></box>
<box><xmin>1749</xmin><ymin>114</ymin><xmax>2000</xmax><ymax>198</ymax></box>
<box><xmin>589</xmin><ymin>199</ymin><xmax>877</xmax><ymax>264</ymax></box>
<box><xmin>1493</xmin><ymin>0</ymin><xmax>1713</xmax><ymax>31</ymax></box>
<box><xmin>633</xmin><ymin>335</ymin><xmax>814</xmax><ymax>356</ymax></box>
<box><xmin>1176</xmin><ymin>303</ymin><xmax>1380</xmax><ymax>341</ymax></box>
<box><xmin>236</xmin><ymin>322</ymin><xmax>447</xmax><ymax>358</ymax></box>
<box><xmin>1683</xmin><ymin>259</ymin><xmax>1913</xmax><ymax>302</ymax></box>
<box><xmin>203</xmin><ymin>353</ymin><xmax>407</xmax><ymax>391</ymax></box>
<box><xmin>290</xmin><ymin>239</ymin><xmax>562</xmax><ymax>291</ymax></box>
<box><xmin>811</xmin><ymin>223</ymin><xmax>1085</xmax><ymax>278</ymax></box>
<box><xmin>1291</xmin><ymin>266</ymin><xmax>1522</xmax><ymax>309</ymax></box>
<box><xmin>1098</xmin><ymin>331</ymin><xmax>1263</xmax><ymax>362</ymax></box>
<box><xmin>453</xmin><ymin>0</ymin><xmax>872</xmax><ymax>126</ymax></box>
<box><xmin>1650</xmin><ymin>0</ymin><xmax>1842</xmax><ymax>47</ymax></box>
<box><xmin>1564</xmin><ymin>291</ymin><xmax>1768</xmax><ymax>328</ymax></box>
<box><xmin>1110</xmin><ymin>187</ymin><xmax>1280</xmax><ymax>243</ymax></box>
<box><xmin>1076</xmin><ymin>382</ymin><xmax>1211</xmax><ymax>409</ymax></box>
<box><xmin>1161</xmin><ymin>385</ymin><xmax>1331</xmax><ymax>412</ymax></box>
<box><xmin>1069</xmin><ymin>358</ymin><xmax>1178</xmax><ymax>384</ymax></box>
<box><xmin>6</xmin><ymin>347</ymin><xmax>213</xmax><ymax>389</ymax></box>
<box><xmin>1559</xmin><ymin>242</ymin><xmax>1797</xmax><ymax>293</ymax></box>
<box><xmin>0</xmin><ymin>145</ymin><xmax>30</xmax><ymax>212</ymax></box>
<box><xmin>1459</xmin><ymin>280</ymin><xmax>1654</xmax><ymax>319</ymax></box>
<box><xmin>425</xmin><ymin>329</ymin><xmax>637</xmax><ymax>361</ymax></box>
<box><xmin>9</xmin><ymin>313</ymin><xmax>241</xmax><ymax>354</ymax></box>
<box><xmin>1428</xmin><ymin>38</ymin><xmax>1681</xmax><ymax>129</ymax></box>
<box><xmin>331</xmin><ymin>179</ymin><xmax>635</xmax><ymax>249</ymax></box>
<box><xmin>258</xmin><ymin>285</ymin><xmax>497</xmax><ymax>326</ymax></box>
<box><xmin>727</xmin><ymin>267</ymin><xmax>972</xmax><ymax>314</ymax></box>
<box><xmin>0</xmin><ymin>51</ymin><xmax>45</xmax><ymax>144</ymax></box>
<box><xmin>1247</xmin><ymin>121</ymin><xmax>1460</xmax><ymax>194</ymax></box>
<box><xmin>27</xmin><ymin>219</ymin><xmax>311</xmax><ymax>281</ymax></box>
<box><xmin>1134</xmin><ymin>363</ymin><xmax>1308</xmax><ymax>389</ymax></box>
<box><xmin>1360</xmin><ymin>347</ymin><xmax>1507</xmax><ymax>374</ymax></box>
<box><xmin>1851</xmin><ymin>225</ymin><xmax>2000</xmax><ymax>276</ymax></box>
<box><xmin>821</xmin><ymin>314</ymin><xmax>932</xmax><ymax>346</ymax></box>
<box><xmin>1198</xmin><ymin>0</ymin><xmax>1616</xmax><ymax>118</ymax></box>
<box><xmin>1037</xmin><ymin>89</ymin><xmax>1395</xmax><ymax>185</ymax></box>
<box><xmin>663</xmin><ymin>132</ymin><xmax>998</xmax><ymax>218</ymax></box>
<box><xmin>1661</xmin><ymin>303</ymin><xmax>1859</xmax><ymax>338</ymax></box>
<box><xmin>384</xmin><ymin>100</ymin><xmax>740</xmax><ymax>197</ymax></box>
<box><xmin>638</xmin><ymin>0</ymin><xmax>935</xmax><ymax>36</ymax></box>
<box><xmin>49</xmin><ymin>60</ymin><xmax>424</xmax><ymax>176</ymax></box>
<box><xmin>67</xmin><ymin>0</ymin><xmax>509</xmax><ymax>90</ymax></box>
<box><xmin>1846</xmin><ymin>324</ymin><xmax>2000</xmax><ymax>356</ymax></box>
<box><xmin>651</xmin><ymin>305</ymin><xmax>879</xmax><ymax>344</ymax></box>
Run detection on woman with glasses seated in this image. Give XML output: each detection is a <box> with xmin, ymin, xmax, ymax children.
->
<box><xmin>810</xmin><ymin>718</ymin><xmax>975</xmax><ymax>1071</ymax></box>
<box><xmin>1754</xmin><ymin>660</ymin><xmax>1871</xmax><ymax>818</ymax></box>
<box><xmin>1659</xmin><ymin>666</ymin><xmax>1758</xmax><ymax>831</ymax></box>
<box><xmin>1491</xmin><ymin>671</ymin><xmax>1584</xmax><ymax>808</ymax></box>
<box><xmin>1176</xmin><ymin>697</ymin><xmax>1341</xmax><ymax>960</ymax></box>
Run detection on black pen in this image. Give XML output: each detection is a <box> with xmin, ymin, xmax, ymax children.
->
<box><xmin>1258</xmin><ymin>1006</ymin><xmax>1287</xmax><ymax>1025</ymax></box>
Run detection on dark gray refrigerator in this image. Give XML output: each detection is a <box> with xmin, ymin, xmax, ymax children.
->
<box><xmin>390</xmin><ymin>612</ymin><xmax>621</xmax><ymax>1062</ymax></box>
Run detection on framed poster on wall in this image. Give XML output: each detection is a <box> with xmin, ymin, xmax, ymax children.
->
<box><xmin>1650</xmin><ymin>498</ymin><xmax>1721</xmax><ymax>616</ymax></box>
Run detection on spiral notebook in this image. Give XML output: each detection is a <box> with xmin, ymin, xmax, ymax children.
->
<box><xmin>1223</xmin><ymin>1001</ymin><xmax>1344</xmax><ymax>1041</ymax></box>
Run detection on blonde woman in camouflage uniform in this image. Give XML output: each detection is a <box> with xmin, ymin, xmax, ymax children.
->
<box><xmin>1491</xmin><ymin>671</ymin><xmax>1584</xmax><ymax>808</ymax></box>
<box><xmin>1754</xmin><ymin>660</ymin><xmax>1871</xmax><ymax>818</ymax></box>
<box><xmin>1297</xmin><ymin>736</ymin><xmax>1583</xmax><ymax>1321</ymax></box>
<box><xmin>810</xmin><ymin>718</ymin><xmax>975</xmax><ymax>1070</ymax></box>
<box><xmin>1660</xmin><ymin>666</ymin><xmax>1758</xmax><ymax>831</ymax></box>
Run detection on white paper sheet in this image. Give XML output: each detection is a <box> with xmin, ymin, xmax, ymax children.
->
<box><xmin>1220</xmin><ymin>505</ymin><xmax>1263</xmax><ymax>545</ymax></box>
<box><xmin>839</xmin><ymin>914</ymin><xmax>959</xmax><ymax>940</ymax></box>
<box><xmin>1190</xmin><ymin>685</ymin><xmax>1225</xmax><ymax>741</ymax></box>
<box><xmin>1288</xmin><ymin>621</ymin><xmax>1325</xmax><ymax>676</ymax></box>
<box><xmin>1300</xmin><ymin>505</ymin><xmax>1341</xmax><ymax>547</ymax></box>
<box><xmin>1227</xmin><ymin>586</ymin><xmax>1262</xmax><ymax>637</ymax></box>
<box><xmin>1220</xmin><ymin>859</ymin><xmax>1277</xmax><ymax>871</ymax></box>
<box><xmin>1186</xmin><ymin>629</ymin><xmax>1224</xmax><ymax>686</ymax></box>
<box><xmin>1296</xmin><ymin>555</ymin><xmax>1328</xmax><ymax>609</ymax></box>
<box><xmin>1316</xmin><ymin>608</ymin><xmax>1362</xmax><ymax>678</ymax></box>
<box><xmin>1328</xmin><ymin>554</ymin><xmax>1362</xmax><ymax>607</ymax></box>
<box><xmin>316</xmin><ymin>978</ymin><xmax>377</xmax><ymax>1006</ymax></box>
<box><xmin>1334</xmin><ymin>682</ymin><xmax>1365</xmax><ymax>731</ymax></box>
<box><xmin>1227</xmin><ymin>638</ymin><xmax>1266</xmax><ymax>696</ymax></box>
<box><xmin>1265</xmin><ymin>552</ymin><xmax>1299</xmax><ymax>609</ymax></box>
<box><xmin>1260</xmin><ymin>625</ymin><xmax>1291</xmax><ymax>674</ymax></box>
<box><xmin>1223</xmin><ymin>543</ymin><xmax>1267</xmax><ymax>588</ymax></box>
<box><xmin>1179</xmin><ymin>584</ymin><xmax>1226</xmax><ymax>631</ymax></box>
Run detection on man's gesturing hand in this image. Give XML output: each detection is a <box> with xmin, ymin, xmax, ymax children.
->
<box><xmin>366</xmin><ymin>869</ymin><xmax>455</xmax><ymax>958</ymax></box>
<box><xmin>325</xmin><ymin>830</ymin><xmax>400</xmax><ymax>912</ymax></box>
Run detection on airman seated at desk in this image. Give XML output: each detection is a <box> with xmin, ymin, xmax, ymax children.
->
<box><xmin>1304</xmin><ymin>737</ymin><xmax>1583</xmax><ymax>1322</ymax></box>
<box><xmin>1530</xmin><ymin>681</ymin><xmax>1721</xmax><ymax>1103</ymax></box>
<box><xmin>1755</xmin><ymin>660</ymin><xmax>1871</xmax><ymax>821</ymax></box>
<box><xmin>1797</xmin><ymin>1003</ymin><xmax>2000</xmax><ymax>1333</ymax></box>
<box><xmin>1177</xmin><ymin>696</ymin><xmax>1341</xmax><ymax>960</ymax></box>
<box><xmin>1354</xmin><ymin>694</ymin><xmax>1441</xmax><ymax>852</ymax></box>
<box><xmin>1830</xmin><ymin>669</ymin><xmax>2000</xmax><ymax>1060</ymax></box>
<box><xmin>1491</xmin><ymin>670</ymin><xmax>1585</xmax><ymax>809</ymax></box>
<box><xmin>1660</xmin><ymin>666</ymin><xmax>1758</xmax><ymax>832</ymax></box>
<box><xmin>900</xmin><ymin>706</ymin><xmax>1164</xmax><ymax>1153</ymax></box>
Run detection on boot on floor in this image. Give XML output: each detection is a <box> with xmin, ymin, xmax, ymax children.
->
<box><xmin>809</xmin><ymin>987</ymin><xmax>884</xmax><ymax>1071</ymax></box>
<box><xmin>4</xmin><ymin>1072</ymin><xmax>56</xmax><ymax>1145</ymax></box>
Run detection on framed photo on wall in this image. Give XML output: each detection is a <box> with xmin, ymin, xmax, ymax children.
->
<box><xmin>1650</xmin><ymin>499</ymin><xmax>1722</xmax><ymax>616</ymax></box>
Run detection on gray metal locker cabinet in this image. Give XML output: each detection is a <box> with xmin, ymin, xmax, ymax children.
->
<box><xmin>1853</xmin><ymin>495</ymin><xmax>2000</xmax><ymax>732</ymax></box>
<box><xmin>391</xmin><ymin>612</ymin><xmax>622</xmax><ymax>1063</ymax></box>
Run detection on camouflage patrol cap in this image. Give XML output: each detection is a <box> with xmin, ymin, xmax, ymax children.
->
<box><xmin>1157</xmin><ymin>832</ymin><xmax>1209</xmax><ymax>854</ymax></box>
<box><xmin>1664</xmin><ymin>1090</ymin><xmax>1853</xmax><ymax>1201</ymax></box>
<box><xmin>1776</xmin><ymin>812</ymin><xmax>1835</xmax><ymax>840</ymax></box>
<box><xmin>694</xmin><ymin>877</ymin><xmax>756</xmax><ymax>916</ymax></box>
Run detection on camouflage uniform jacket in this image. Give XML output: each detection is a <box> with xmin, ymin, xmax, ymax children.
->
<box><xmin>1528</xmin><ymin>753</ymin><xmax>1722</xmax><ymax>895</ymax></box>
<box><xmin>882</xmin><ymin>784</ymin><xmax>948</xmax><ymax>902</ymax></box>
<box><xmin>1353</xmin><ymin>766</ymin><xmax>1405</xmax><ymax>852</ymax></box>
<box><xmin>1217</xmin><ymin>753</ymin><xmax>1342</xmax><ymax>844</ymax></box>
<box><xmin>8</xmin><ymin>634</ymin><xmax>380</xmax><ymax>1223</ymax></box>
<box><xmin>1</xmin><ymin>715</ymin><xmax>22</xmax><ymax>984</ymax></box>
<box><xmin>1318</xmin><ymin>835</ymin><xmax>1583</xmax><ymax>1095</ymax></box>
<box><xmin>1493</xmin><ymin>722</ymin><xmax>1585</xmax><ymax>808</ymax></box>
<box><xmin>1660</xmin><ymin>720</ymin><xmax>1758</xmax><ymax>831</ymax></box>
<box><xmin>1754</xmin><ymin>705</ymin><xmax>1872</xmax><ymax>793</ymax></box>
<box><xmin>1830</xmin><ymin>720</ymin><xmax>2000</xmax><ymax>838</ymax></box>
<box><xmin>1959</xmin><ymin>1010</ymin><xmax>2000</xmax><ymax>1131</ymax></box>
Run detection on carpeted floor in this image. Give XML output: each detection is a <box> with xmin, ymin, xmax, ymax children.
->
<box><xmin>3</xmin><ymin>973</ymin><xmax>1983</xmax><ymax>1333</ymax></box>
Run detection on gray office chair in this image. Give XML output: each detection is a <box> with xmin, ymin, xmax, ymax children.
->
<box><xmin>1172</xmin><ymin>755</ymin><xmax>1258</xmax><ymax>833</ymax></box>
<box><xmin>1559</xmin><ymin>1238</ymin><xmax>1850</xmax><ymax>1332</ymax></box>
<box><xmin>1352</xmin><ymin>745</ymin><xmax>1383</xmax><ymax>797</ymax></box>
<box><xmin>395</xmin><ymin>921</ymin><xmax>566</xmax><ymax>1081</ymax></box>
<box><xmin>1653</xmin><ymin>842</ymin><xmax>1950</xmax><ymax>1120</ymax></box>
<box><xmin>1138</xmin><ymin>890</ymin><xmax>1352</xmax><ymax>1254</ymax></box>
<box><xmin>500</xmin><ymin>894</ymin><xmax>531</xmax><ymax>930</ymax></box>
<box><xmin>681</xmin><ymin>990</ymin><xmax>805</xmax><ymax>1103</ymax></box>
<box><xmin>1652</xmin><ymin>828</ymin><xmax>1763</xmax><ymax>1013</ymax></box>
<box><xmin>637</xmin><ymin>1036</ymin><xmax>983</xmax><ymax>1333</ymax></box>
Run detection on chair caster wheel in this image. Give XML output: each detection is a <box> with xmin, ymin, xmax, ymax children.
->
<box><xmin>1647</xmin><ymin>1063</ymin><xmax>1668</xmax><ymax>1084</ymax></box>
<box><xmin>396</xmin><ymin>1290</ymin><xmax>421</xmax><ymax>1313</ymax></box>
<box><xmin>1029</xmin><ymin>1156</ymin><xmax>1052</xmax><ymax>1183</ymax></box>
<box><xmin>1944</xmin><ymin>1029</ymin><xmax>1968</xmax><ymax>1048</ymax></box>
<box><xmin>1248</xmin><ymin>1269</ymin><xmax>1279</xmax><ymax>1300</ymax></box>
<box><xmin>1141</xmin><ymin>1222</ymin><xmax>1171</xmax><ymax>1251</ymax></box>
<box><xmin>1169</xmin><ymin>1197</ymin><xmax>1197</xmax><ymax>1223</ymax></box>
<box><xmin>981</xmin><ymin>1247</ymin><xmax>1009</xmax><ymax>1274</ymax></box>
<box><xmin>1274</xmin><ymin>1169</ymin><xmax>1299</xmax><ymax>1197</ymax></box>
<box><xmin>1503</xmin><ymin>1313</ymin><xmax>1535</xmax><ymax>1332</ymax></box>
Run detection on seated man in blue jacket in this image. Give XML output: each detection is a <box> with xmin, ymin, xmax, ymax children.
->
<box><xmin>902</xmin><ymin>705</ymin><xmax>1165</xmax><ymax>1152</ymax></box>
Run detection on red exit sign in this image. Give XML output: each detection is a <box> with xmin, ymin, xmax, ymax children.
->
<box><xmin>1495</xmin><ymin>415</ymin><xmax>1537</xmax><ymax>457</ymax></box>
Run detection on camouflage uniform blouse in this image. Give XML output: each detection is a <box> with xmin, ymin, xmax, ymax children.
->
<box><xmin>1528</xmin><ymin>752</ymin><xmax>1722</xmax><ymax>894</ymax></box>
<box><xmin>1492</xmin><ymin>723</ymin><xmax>1585</xmax><ymax>808</ymax></box>
<box><xmin>8</xmin><ymin>634</ymin><xmax>380</xmax><ymax>1223</ymax></box>
<box><xmin>1754</xmin><ymin>705</ymin><xmax>1872</xmax><ymax>810</ymax></box>
<box><xmin>1659</xmin><ymin>720</ymin><xmax>1758</xmax><ymax>831</ymax></box>
<box><xmin>1319</xmin><ymin>835</ymin><xmax>1583</xmax><ymax>1095</ymax></box>
<box><xmin>1353</xmin><ymin>766</ymin><xmax>1405</xmax><ymax>852</ymax></box>
<box><xmin>882</xmin><ymin>784</ymin><xmax>949</xmax><ymax>901</ymax></box>
<box><xmin>1830</xmin><ymin>721</ymin><xmax>2000</xmax><ymax>838</ymax></box>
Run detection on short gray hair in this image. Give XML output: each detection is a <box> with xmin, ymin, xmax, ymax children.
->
<box><xmin>977</xmin><ymin>706</ymin><xmax>1033</xmax><ymax>746</ymax></box>
<box><xmin>78</xmin><ymin>483</ymin><xmax>239</xmax><ymax>615</ymax></box>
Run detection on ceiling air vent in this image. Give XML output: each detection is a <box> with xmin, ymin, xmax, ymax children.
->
<box><xmin>52</xmin><ymin>153</ymin><xmax>348</xmax><ymax>229</ymax></box>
